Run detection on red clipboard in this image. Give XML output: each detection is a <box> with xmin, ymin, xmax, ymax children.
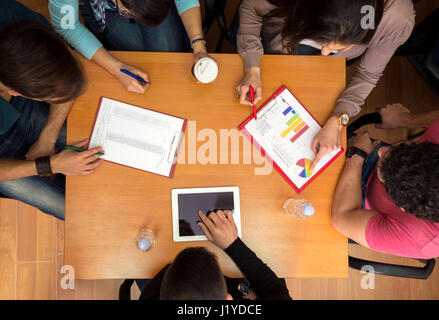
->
<box><xmin>88</xmin><ymin>97</ymin><xmax>187</xmax><ymax>178</ymax></box>
<box><xmin>238</xmin><ymin>85</ymin><xmax>344</xmax><ymax>193</ymax></box>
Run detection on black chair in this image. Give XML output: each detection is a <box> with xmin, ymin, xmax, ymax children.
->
<box><xmin>348</xmin><ymin>240</ymin><xmax>436</xmax><ymax>279</ymax></box>
<box><xmin>202</xmin><ymin>0</ymin><xmax>217</xmax><ymax>36</ymax></box>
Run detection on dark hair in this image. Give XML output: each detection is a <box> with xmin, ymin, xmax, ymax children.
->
<box><xmin>120</xmin><ymin>0</ymin><xmax>173</xmax><ymax>26</ymax></box>
<box><xmin>0</xmin><ymin>20</ymin><xmax>86</xmax><ymax>104</ymax></box>
<box><xmin>267</xmin><ymin>0</ymin><xmax>384</xmax><ymax>53</ymax></box>
<box><xmin>379</xmin><ymin>142</ymin><xmax>439</xmax><ymax>222</ymax></box>
<box><xmin>160</xmin><ymin>247</ymin><xmax>227</xmax><ymax>300</ymax></box>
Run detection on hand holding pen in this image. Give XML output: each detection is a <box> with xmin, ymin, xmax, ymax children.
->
<box><xmin>49</xmin><ymin>140</ymin><xmax>105</xmax><ymax>176</ymax></box>
<box><xmin>116</xmin><ymin>65</ymin><xmax>151</xmax><ymax>93</ymax></box>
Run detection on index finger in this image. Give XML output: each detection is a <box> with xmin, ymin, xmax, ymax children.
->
<box><xmin>310</xmin><ymin>149</ymin><xmax>326</xmax><ymax>172</ymax></box>
<box><xmin>198</xmin><ymin>210</ymin><xmax>215</xmax><ymax>230</ymax></box>
<box><xmin>81</xmin><ymin>147</ymin><xmax>104</xmax><ymax>158</ymax></box>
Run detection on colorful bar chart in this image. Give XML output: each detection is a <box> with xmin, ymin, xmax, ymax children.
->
<box><xmin>281</xmin><ymin>106</ymin><xmax>310</xmax><ymax>142</ymax></box>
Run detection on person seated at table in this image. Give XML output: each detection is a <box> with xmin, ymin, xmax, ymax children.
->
<box><xmin>49</xmin><ymin>0</ymin><xmax>212</xmax><ymax>94</ymax></box>
<box><xmin>0</xmin><ymin>0</ymin><xmax>104</xmax><ymax>220</ymax></box>
<box><xmin>120</xmin><ymin>210</ymin><xmax>291</xmax><ymax>300</ymax></box>
<box><xmin>331</xmin><ymin>105</ymin><xmax>439</xmax><ymax>259</ymax></box>
<box><xmin>235</xmin><ymin>0</ymin><xmax>415</xmax><ymax>170</ymax></box>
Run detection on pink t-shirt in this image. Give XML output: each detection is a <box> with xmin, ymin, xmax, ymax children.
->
<box><xmin>364</xmin><ymin>119</ymin><xmax>439</xmax><ymax>259</ymax></box>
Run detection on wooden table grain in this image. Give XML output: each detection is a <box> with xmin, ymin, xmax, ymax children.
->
<box><xmin>66</xmin><ymin>52</ymin><xmax>348</xmax><ymax>279</ymax></box>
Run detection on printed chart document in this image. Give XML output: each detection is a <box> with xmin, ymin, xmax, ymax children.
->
<box><xmin>239</xmin><ymin>86</ymin><xmax>343</xmax><ymax>193</ymax></box>
<box><xmin>89</xmin><ymin>97</ymin><xmax>186</xmax><ymax>178</ymax></box>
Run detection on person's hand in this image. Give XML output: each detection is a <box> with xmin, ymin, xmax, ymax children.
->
<box><xmin>350</xmin><ymin>131</ymin><xmax>380</xmax><ymax>155</ymax></box>
<box><xmin>193</xmin><ymin>42</ymin><xmax>211</xmax><ymax>63</ymax></box>
<box><xmin>26</xmin><ymin>136</ymin><xmax>56</xmax><ymax>160</ymax></box>
<box><xmin>115</xmin><ymin>64</ymin><xmax>150</xmax><ymax>94</ymax></box>
<box><xmin>197</xmin><ymin>210</ymin><xmax>239</xmax><ymax>250</ymax></box>
<box><xmin>50</xmin><ymin>140</ymin><xmax>104</xmax><ymax>176</ymax></box>
<box><xmin>236</xmin><ymin>67</ymin><xmax>262</xmax><ymax>106</ymax></box>
<box><xmin>377</xmin><ymin>103</ymin><xmax>412</xmax><ymax>129</ymax></box>
<box><xmin>310</xmin><ymin>116</ymin><xmax>343</xmax><ymax>171</ymax></box>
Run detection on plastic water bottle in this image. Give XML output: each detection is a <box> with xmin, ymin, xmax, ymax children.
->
<box><xmin>136</xmin><ymin>228</ymin><xmax>155</xmax><ymax>252</ymax></box>
<box><xmin>283</xmin><ymin>199</ymin><xmax>315</xmax><ymax>219</ymax></box>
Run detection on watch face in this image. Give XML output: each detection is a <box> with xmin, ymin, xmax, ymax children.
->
<box><xmin>340</xmin><ymin>114</ymin><xmax>349</xmax><ymax>126</ymax></box>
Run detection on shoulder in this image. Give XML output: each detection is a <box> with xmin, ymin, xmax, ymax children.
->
<box><xmin>240</xmin><ymin>0</ymin><xmax>276</xmax><ymax>16</ymax></box>
<box><xmin>374</xmin><ymin>0</ymin><xmax>415</xmax><ymax>44</ymax></box>
<box><xmin>419</xmin><ymin>119</ymin><xmax>439</xmax><ymax>144</ymax></box>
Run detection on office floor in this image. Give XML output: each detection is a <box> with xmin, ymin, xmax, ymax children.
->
<box><xmin>0</xmin><ymin>0</ymin><xmax>438</xmax><ymax>300</ymax></box>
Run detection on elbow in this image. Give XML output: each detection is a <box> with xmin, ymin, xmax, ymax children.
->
<box><xmin>331</xmin><ymin>205</ymin><xmax>344</xmax><ymax>233</ymax></box>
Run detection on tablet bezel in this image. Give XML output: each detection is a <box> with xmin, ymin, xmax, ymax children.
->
<box><xmin>171</xmin><ymin>186</ymin><xmax>241</xmax><ymax>242</ymax></box>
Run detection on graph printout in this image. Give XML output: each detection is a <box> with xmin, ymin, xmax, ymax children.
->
<box><xmin>242</xmin><ymin>87</ymin><xmax>342</xmax><ymax>191</ymax></box>
<box><xmin>89</xmin><ymin>97</ymin><xmax>185</xmax><ymax>177</ymax></box>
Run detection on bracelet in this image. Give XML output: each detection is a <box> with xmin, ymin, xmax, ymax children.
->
<box><xmin>190</xmin><ymin>33</ymin><xmax>204</xmax><ymax>41</ymax></box>
<box><xmin>191</xmin><ymin>37</ymin><xmax>206</xmax><ymax>49</ymax></box>
<box><xmin>35</xmin><ymin>156</ymin><xmax>54</xmax><ymax>179</ymax></box>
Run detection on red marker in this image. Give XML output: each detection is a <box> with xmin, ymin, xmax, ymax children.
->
<box><xmin>249</xmin><ymin>85</ymin><xmax>257</xmax><ymax>120</ymax></box>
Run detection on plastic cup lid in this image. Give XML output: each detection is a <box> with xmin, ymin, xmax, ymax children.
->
<box><xmin>194</xmin><ymin>58</ymin><xmax>218</xmax><ymax>83</ymax></box>
<box><xmin>138</xmin><ymin>239</ymin><xmax>150</xmax><ymax>251</ymax></box>
<box><xmin>303</xmin><ymin>205</ymin><xmax>315</xmax><ymax>216</ymax></box>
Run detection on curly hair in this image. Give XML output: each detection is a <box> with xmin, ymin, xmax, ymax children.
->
<box><xmin>379</xmin><ymin>142</ymin><xmax>439</xmax><ymax>222</ymax></box>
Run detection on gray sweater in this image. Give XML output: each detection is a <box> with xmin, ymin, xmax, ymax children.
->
<box><xmin>237</xmin><ymin>0</ymin><xmax>415</xmax><ymax>117</ymax></box>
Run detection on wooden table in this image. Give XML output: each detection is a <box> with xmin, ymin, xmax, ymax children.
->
<box><xmin>66</xmin><ymin>52</ymin><xmax>348</xmax><ymax>279</ymax></box>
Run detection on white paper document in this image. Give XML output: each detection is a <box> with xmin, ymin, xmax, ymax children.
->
<box><xmin>89</xmin><ymin>97</ymin><xmax>185</xmax><ymax>177</ymax></box>
<box><xmin>243</xmin><ymin>87</ymin><xmax>342</xmax><ymax>191</ymax></box>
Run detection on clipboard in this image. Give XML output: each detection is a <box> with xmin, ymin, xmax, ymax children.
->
<box><xmin>238</xmin><ymin>85</ymin><xmax>344</xmax><ymax>193</ymax></box>
<box><xmin>88</xmin><ymin>97</ymin><xmax>187</xmax><ymax>178</ymax></box>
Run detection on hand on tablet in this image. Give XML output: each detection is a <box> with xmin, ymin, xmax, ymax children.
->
<box><xmin>197</xmin><ymin>210</ymin><xmax>238</xmax><ymax>250</ymax></box>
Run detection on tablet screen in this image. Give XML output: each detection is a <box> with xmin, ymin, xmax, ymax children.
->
<box><xmin>177</xmin><ymin>192</ymin><xmax>235</xmax><ymax>236</ymax></box>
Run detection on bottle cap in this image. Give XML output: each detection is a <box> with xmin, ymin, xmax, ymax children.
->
<box><xmin>138</xmin><ymin>239</ymin><xmax>150</xmax><ymax>251</ymax></box>
<box><xmin>193</xmin><ymin>57</ymin><xmax>218</xmax><ymax>83</ymax></box>
<box><xmin>303</xmin><ymin>205</ymin><xmax>315</xmax><ymax>217</ymax></box>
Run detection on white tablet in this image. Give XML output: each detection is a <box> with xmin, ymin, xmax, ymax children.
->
<box><xmin>171</xmin><ymin>187</ymin><xmax>241</xmax><ymax>242</ymax></box>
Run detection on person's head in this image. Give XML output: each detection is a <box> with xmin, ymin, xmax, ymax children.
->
<box><xmin>117</xmin><ymin>0</ymin><xmax>173</xmax><ymax>26</ymax></box>
<box><xmin>0</xmin><ymin>20</ymin><xmax>86</xmax><ymax>104</ymax></box>
<box><xmin>267</xmin><ymin>0</ymin><xmax>384</xmax><ymax>54</ymax></box>
<box><xmin>160</xmin><ymin>247</ymin><xmax>232</xmax><ymax>300</ymax></box>
<box><xmin>377</xmin><ymin>142</ymin><xmax>439</xmax><ymax>222</ymax></box>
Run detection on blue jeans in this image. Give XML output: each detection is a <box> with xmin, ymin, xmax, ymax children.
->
<box><xmin>361</xmin><ymin>142</ymin><xmax>390</xmax><ymax>209</ymax></box>
<box><xmin>0</xmin><ymin>97</ymin><xmax>66</xmax><ymax>220</ymax></box>
<box><xmin>80</xmin><ymin>3</ymin><xmax>190</xmax><ymax>52</ymax></box>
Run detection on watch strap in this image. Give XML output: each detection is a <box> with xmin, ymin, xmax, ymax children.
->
<box><xmin>35</xmin><ymin>156</ymin><xmax>54</xmax><ymax>179</ymax></box>
<box><xmin>347</xmin><ymin>147</ymin><xmax>368</xmax><ymax>160</ymax></box>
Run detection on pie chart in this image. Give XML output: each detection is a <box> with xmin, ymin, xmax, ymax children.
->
<box><xmin>296</xmin><ymin>158</ymin><xmax>314</xmax><ymax>178</ymax></box>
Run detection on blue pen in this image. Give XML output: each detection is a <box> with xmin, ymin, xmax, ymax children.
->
<box><xmin>120</xmin><ymin>69</ymin><xmax>150</xmax><ymax>85</ymax></box>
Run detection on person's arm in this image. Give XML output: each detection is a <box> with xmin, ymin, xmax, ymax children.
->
<box><xmin>197</xmin><ymin>210</ymin><xmax>291</xmax><ymax>300</ymax></box>
<box><xmin>175</xmin><ymin>1</ymin><xmax>209</xmax><ymax>61</ymax></box>
<box><xmin>49</xmin><ymin>0</ymin><xmax>149</xmax><ymax>93</ymax></box>
<box><xmin>311</xmin><ymin>7</ymin><xmax>415</xmax><ymax>170</ymax></box>
<box><xmin>0</xmin><ymin>140</ymin><xmax>104</xmax><ymax>182</ymax></box>
<box><xmin>331</xmin><ymin>132</ymin><xmax>380</xmax><ymax>246</ymax></box>
<box><xmin>236</xmin><ymin>0</ymin><xmax>274</xmax><ymax>106</ymax></box>
<box><xmin>224</xmin><ymin>238</ymin><xmax>291</xmax><ymax>300</ymax></box>
<box><xmin>377</xmin><ymin>104</ymin><xmax>439</xmax><ymax>129</ymax></box>
<box><xmin>25</xmin><ymin>101</ymin><xmax>73</xmax><ymax>160</ymax></box>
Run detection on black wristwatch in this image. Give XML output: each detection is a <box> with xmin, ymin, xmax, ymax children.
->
<box><xmin>346</xmin><ymin>146</ymin><xmax>368</xmax><ymax>160</ymax></box>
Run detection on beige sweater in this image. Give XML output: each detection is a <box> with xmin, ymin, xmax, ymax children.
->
<box><xmin>237</xmin><ymin>0</ymin><xmax>416</xmax><ymax>117</ymax></box>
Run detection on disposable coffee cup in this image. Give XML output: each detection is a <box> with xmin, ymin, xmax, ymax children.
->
<box><xmin>191</xmin><ymin>57</ymin><xmax>218</xmax><ymax>84</ymax></box>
